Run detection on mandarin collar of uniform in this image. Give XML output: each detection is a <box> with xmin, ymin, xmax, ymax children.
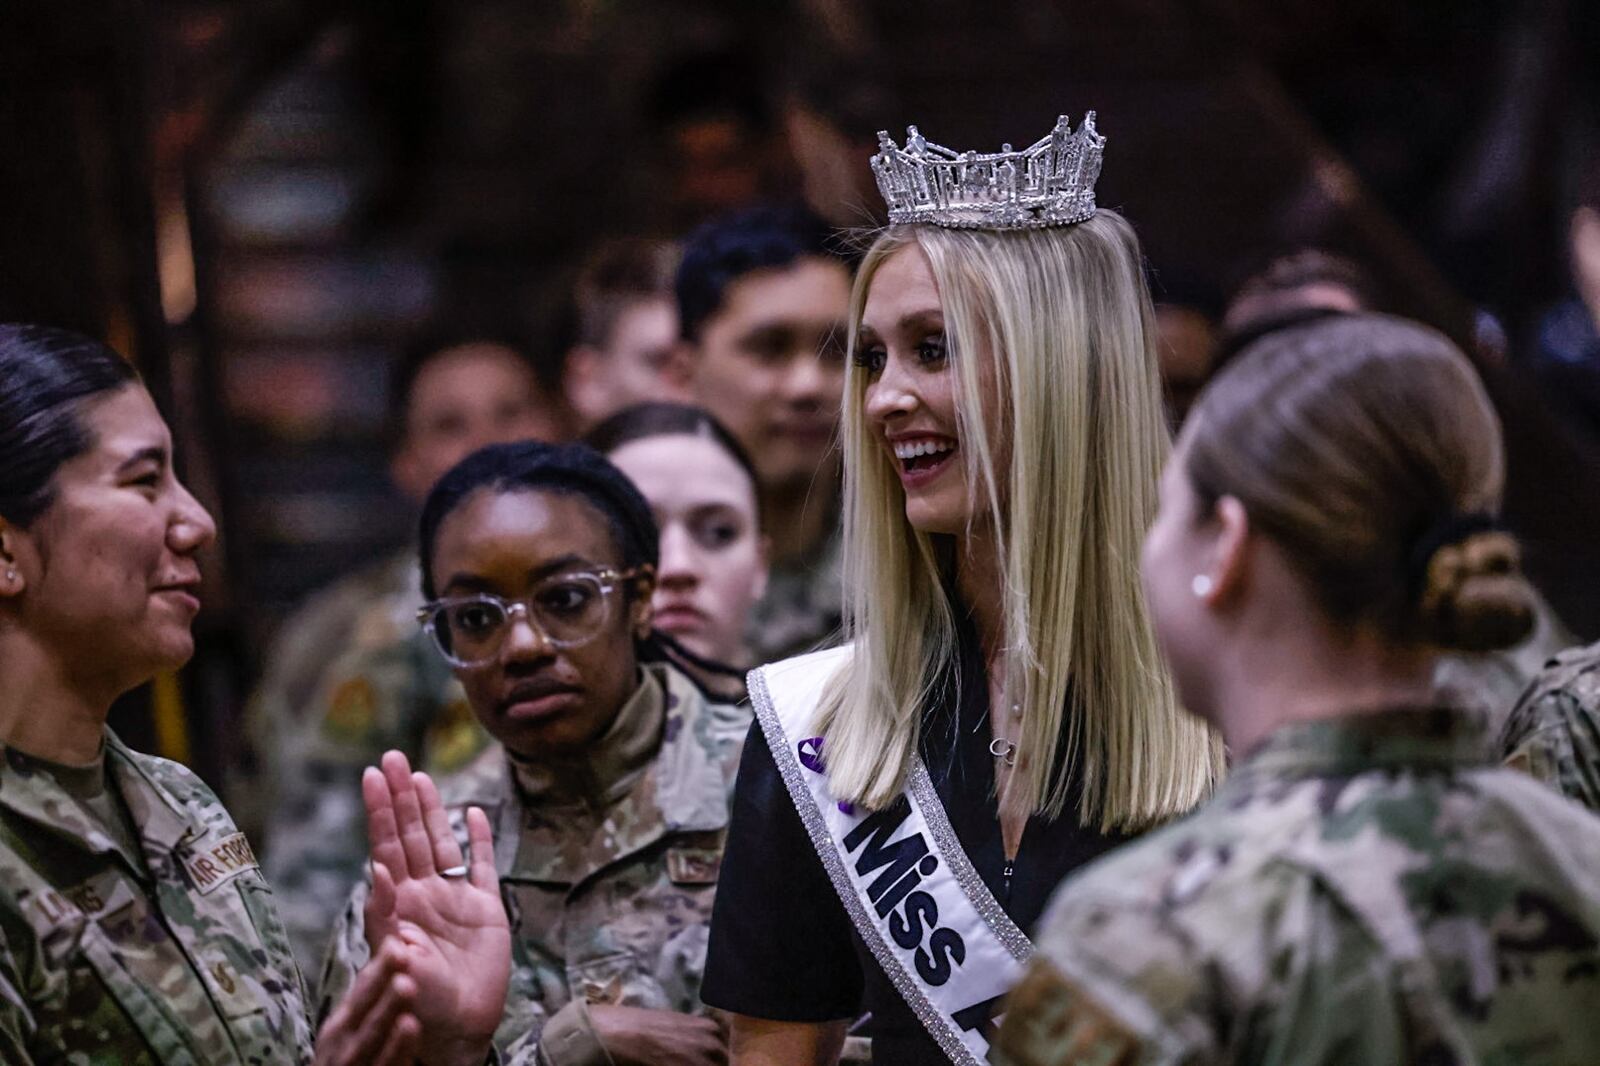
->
<box><xmin>1228</xmin><ymin>705</ymin><xmax>1487</xmax><ymax>783</ymax></box>
<box><xmin>492</xmin><ymin>663</ymin><xmax>731</xmax><ymax>884</ymax></box>
<box><xmin>509</xmin><ymin>667</ymin><xmax>665</xmax><ymax>810</ymax></box>
<box><xmin>0</xmin><ymin>730</ymin><xmax>191</xmax><ymax>877</ymax></box>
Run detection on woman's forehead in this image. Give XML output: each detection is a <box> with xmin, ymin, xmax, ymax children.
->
<box><xmin>862</xmin><ymin>244</ymin><xmax>943</xmax><ymax>333</ymax></box>
<box><xmin>609</xmin><ymin>435</ymin><xmax>756</xmax><ymax>506</ymax></box>
<box><xmin>437</xmin><ymin>487</ymin><xmax>624</xmax><ymax>564</ymax></box>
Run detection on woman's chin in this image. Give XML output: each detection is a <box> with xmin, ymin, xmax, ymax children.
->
<box><xmin>902</xmin><ymin>500</ymin><xmax>969</xmax><ymax>536</ymax></box>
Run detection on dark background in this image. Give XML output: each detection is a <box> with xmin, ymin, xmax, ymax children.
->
<box><xmin>3</xmin><ymin>0</ymin><xmax>1598</xmax><ymax>782</ymax></box>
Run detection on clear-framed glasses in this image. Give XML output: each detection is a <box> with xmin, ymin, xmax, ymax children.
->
<box><xmin>417</xmin><ymin>566</ymin><xmax>651</xmax><ymax>668</ymax></box>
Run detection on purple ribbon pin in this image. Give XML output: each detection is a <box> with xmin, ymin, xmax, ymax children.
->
<box><xmin>797</xmin><ymin>738</ymin><xmax>854</xmax><ymax>814</ymax></box>
<box><xmin>798</xmin><ymin>737</ymin><xmax>826</xmax><ymax>773</ymax></box>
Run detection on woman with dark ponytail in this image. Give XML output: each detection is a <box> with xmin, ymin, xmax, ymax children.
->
<box><xmin>996</xmin><ymin>313</ymin><xmax>1600</xmax><ymax>1066</ymax></box>
<box><xmin>318</xmin><ymin>439</ymin><xmax>747</xmax><ymax>1066</ymax></box>
<box><xmin>0</xmin><ymin>324</ymin><xmax>510</xmax><ymax>1065</ymax></box>
<box><xmin>587</xmin><ymin>401</ymin><xmax>771</xmax><ymax>704</ymax></box>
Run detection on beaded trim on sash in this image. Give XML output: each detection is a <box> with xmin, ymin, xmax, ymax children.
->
<box><xmin>749</xmin><ymin>652</ymin><xmax>1030</xmax><ymax>1064</ymax></box>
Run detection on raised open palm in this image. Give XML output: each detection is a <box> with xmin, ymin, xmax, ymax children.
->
<box><xmin>363</xmin><ymin>750</ymin><xmax>512</xmax><ymax>1066</ymax></box>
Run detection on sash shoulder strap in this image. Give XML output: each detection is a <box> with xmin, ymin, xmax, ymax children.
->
<box><xmin>749</xmin><ymin>648</ymin><xmax>1029</xmax><ymax>1065</ymax></box>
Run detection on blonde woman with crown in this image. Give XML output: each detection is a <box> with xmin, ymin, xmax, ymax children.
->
<box><xmin>700</xmin><ymin>115</ymin><xmax>1222</xmax><ymax>1065</ymax></box>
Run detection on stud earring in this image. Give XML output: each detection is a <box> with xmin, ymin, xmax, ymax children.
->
<box><xmin>1190</xmin><ymin>574</ymin><xmax>1213</xmax><ymax>598</ymax></box>
<box><xmin>4</xmin><ymin>569</ymin><xmax>14</xmax><ymax>583</ymax></box>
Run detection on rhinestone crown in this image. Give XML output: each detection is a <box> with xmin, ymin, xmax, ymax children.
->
<box><xmin>871</xmin><ymin>113</ymin><xmax>1105</xmax><ymax>230</ymax></box>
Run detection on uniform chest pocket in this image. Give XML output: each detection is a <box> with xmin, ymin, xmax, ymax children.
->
<box><xmin>24</xmin><ymin>873</ymin><xmax>222</xmax><ymax>1065</ymax></box>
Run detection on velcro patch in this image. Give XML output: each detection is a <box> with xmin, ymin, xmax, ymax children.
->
<box><xmin>994</xmin><ymin>960</ymin><xmax>1141</xmax><ymax>1066</ymax></box>
<box><xmin>181</xmin><ymin>831</ymin><xmax>260</xmax><ymax>895</ymax></box>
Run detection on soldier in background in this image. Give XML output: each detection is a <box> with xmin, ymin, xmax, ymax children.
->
<box><xmin>253</xmin><ymin>325</ymin><xmax>565</xmax><ymax>981</ymax></box>
<box><xmin>675</xmin><ymin>203</ymin><xmax>854</xmax><ymax>663</ymax></box>
<box><xmin>318</xmin><ymin>441</ymin><xmax>746</xmax><ymax>1066</ymax></box>
<box><xmin>997</xmin><ymin>314</ymin><xmax>1600</xmax><ymax>1066</ymax></box>
<box><xmin>1498</xmin><ymin>643</ymin><xmax>1600</xmax><ymax>810</ymax></box>
<box><xmin>561</xmin><ymin>238</ymin><xmax>692</xmax><ymax>431</ymax></box>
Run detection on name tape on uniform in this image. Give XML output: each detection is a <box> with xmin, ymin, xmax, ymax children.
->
<box><xmin>182</xmin><ymin>832</ymin><xmax>260</xmax><ymax>895</ymax></box>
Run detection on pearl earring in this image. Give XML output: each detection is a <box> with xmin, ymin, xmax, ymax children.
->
<box><xmin>4</xmin><ymin>569</ymin><xmax>14</xmax><ymax>583</ymax></box>
<box><xmin>1191</xmin><ymin>574</ymin><xmax>1213</xmax><ymax>598</ymax></box>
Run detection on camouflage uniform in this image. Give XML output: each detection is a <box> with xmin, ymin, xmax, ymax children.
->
<box><xmin>994</xmin><ymin>708</ymin><xmax>1600</xmax><ymax>1066</ymax></box>
<box><xmin>1498</xmin><ymin>639</ymin><xmax>1600</xmax><ymax>812</ymax></box>
<box><xmin>317</xmin><ymin>662</ymin><xmax>748</xmax><ymax>1066</ymax></box>
<box><xmin>0</xmin><ymin>733</ymin><xmax>314</xmax><ymax>1064</ymax></box>
<box><xmin>746</xmin><ymin>522</ymin><xmax>843</xmax><ymax>664</ymax></box>
<box><xmin>237</xmin><ymin>553</ymin><xmax>420</xmax><ymax>832</ymax></box>
<box><xmin>1433</xmin><ymin>587</ymin><xmax>1574</xmax><ymax>739</ymax></box>
<box><xmin>262</xmin><ymin>616</ymin><xmax>492</xmax><ymax>985</ymax></box>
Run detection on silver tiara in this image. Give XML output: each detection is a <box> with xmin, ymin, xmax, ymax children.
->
<box><xmin>870</xmin><ymin>113</ymin><xmax>1105</xmax><ymax>230</ymax></box>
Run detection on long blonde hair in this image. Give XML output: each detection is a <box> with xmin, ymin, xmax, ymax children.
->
<box><xmin>818</xmin><ymin>211</ymin><xmax>1221</xmax><ymax>828</ymax></box>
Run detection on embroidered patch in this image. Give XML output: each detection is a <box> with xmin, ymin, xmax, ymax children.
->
<box><xmin>181</xmin><ymin>831</ymin><xmax>261</xmax><ymax>895</ymax></box>
<box><xmin>425</xmin><ymin>698</ymin><xmax>483</xmax><ymax>773</ymax></box>
<box><xmin>665</xmin><ymin>846</ymin><xmax>722</xmax><ymax>884</ymax></box>
<box><xmin>994</xmin><ymin>960</ymin><xmax>1140</xmax><ymax>1066</ymax></box>
<box><xmin>324</xmin><ymin>676</ymin><xmax>376</xmax><ymax>740</ymax></box>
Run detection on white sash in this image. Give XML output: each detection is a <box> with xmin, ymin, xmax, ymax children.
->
<box><xmin>749</xmin><ymin>646</ymin><xmax>1031</xmax><ymax>1064</ymax></box>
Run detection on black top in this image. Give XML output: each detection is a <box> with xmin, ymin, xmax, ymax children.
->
<box><xmin>702</xmin><ymin>633</ymin><xmax>1133</xmax><ymax>1064</ymax></box>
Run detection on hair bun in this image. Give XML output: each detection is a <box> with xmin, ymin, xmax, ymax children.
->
<box><xmin>1417</xmin><ymin>531</ymin><xmax>1535</xmax><ymax>652</ymax></box>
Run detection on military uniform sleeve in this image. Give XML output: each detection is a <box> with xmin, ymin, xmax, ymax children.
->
<box><xmin>1498</xmin><ymin>683</ymin><xmax>1600</xmax><ymax>813</ymax></box>
<box><xmin>263</xmin><ymin>641</ymin><xmax>417</xmax><ymax>983</ymax></box>
<box><xmin>497</xmin><ymin>998</ymin><xmax>607</xmax><ymax>1066</ymax></box>
<box><xmin>994</xmin><ymin>891</ymin><xmax>1209</xmax><ymax>1066</ymax></box>
<box><xmin>0</xmin><ymin>940</ymin><xmax>38</xmax><ymax>1066</ymax></box>
<box><xmin>314</xmin><ymin>879</ymin><xmax>374</xmax><ymax>1029</ymax></box>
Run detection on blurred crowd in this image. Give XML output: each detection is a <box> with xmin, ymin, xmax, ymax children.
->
<box><xmin>5</xmin><ymin>5</ymin><xmax>1600</xmax><ymax>1062</ymax></box>
<box><xmin>231</xmin><ymin>150</ymin><xmax>1600</xmax><ymax>983</ymax></box>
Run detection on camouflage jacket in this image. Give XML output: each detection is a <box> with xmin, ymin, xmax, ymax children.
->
<box><xmin>236</xmin><ymin>553</ymin><xmax>423</xmax><ymax>834</ymax></box>
<box><xmin>746</xmin><ymin>520</ymin><xmax>842</xmax><ymax>664</ymax></box>
<box><xmin>261</xmin><ymin>617</ymin><xmax>492</xmax><ymax>985</ymax></box>
<box><xmin>317</xmin><ymin>662</ymin><xmax>750</xmax><ymax>1066</ymax></box>
<box><xmin>0</xmin><ymin>732</ymin><xmax>314</xmax><ymax>1065</ymax></box>
<box><xmin>1498</xmin><ymin>639</ymin><xmax>1600</xmax><ymax>812</ymax></box>
<box><xmin>1433</xmin><ymin>586</ymin><xmax>1574</xmax><ymax>739</ymax></box>
<box><xmin>994</xmin><ymin>708</ymin><xmax>1600</xmax><ymax>1066</ymax></box>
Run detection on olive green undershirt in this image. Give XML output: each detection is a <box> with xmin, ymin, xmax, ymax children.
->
<box><xmin>35</xmin><ymin>745</ymin><xmax>149</xmax><ymax>877</ymax></box>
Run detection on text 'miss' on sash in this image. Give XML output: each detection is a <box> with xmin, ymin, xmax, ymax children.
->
<box><xmin>749</xmin><ymin>645</ymin><xmax>1032</xmax><ymax>1064</ymax></box>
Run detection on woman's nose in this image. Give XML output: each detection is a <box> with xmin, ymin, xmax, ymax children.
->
<box><xmin>500</xmin><ymin>605</ymin><xmax>556</xmax><ymax>660</ymax></box>
<box><xmin>864</xmin><ymin>354</ymin><xmax>918</xmax><ymax>425</ymax></box>
<box><xmin>169</xmin><ymin>480</ymin><xmax>217</xmax><ymax>553</ymax></box>
<box><xmin>657</xmin><ymin>524</ymin><xmax>699</xmax><ymax>590</ymax></box>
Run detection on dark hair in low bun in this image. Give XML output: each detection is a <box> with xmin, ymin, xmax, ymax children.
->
<box><xmin>0</xmin><ymin>324</ymin><xmax>140</xmax><ymax>527</ymax></box>
<box><xmin>1185</xmin><ymin>313</ymin><xmax>1535</xmax><ymax>652</ymax></box>
<box><xmin>1418</xmin><ymin>532</ymin><xmax>1535</xmax><ymax>652</ymax></box>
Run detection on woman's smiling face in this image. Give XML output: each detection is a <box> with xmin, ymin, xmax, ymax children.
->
<box><xmin>858</xmin><ymin>242</ymin><xmax>1000</xmax><ymax>535</ymax></box>
<box><xmin>7</xmin><ymin>384</ymin><xmax>217</xmax><ymax>695</ymax></box>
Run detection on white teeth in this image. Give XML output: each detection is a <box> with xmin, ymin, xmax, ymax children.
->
<box><xmin>892</xmin><ymin>439</ymin><xmax>956</xmax><ymax>460</ymax></box>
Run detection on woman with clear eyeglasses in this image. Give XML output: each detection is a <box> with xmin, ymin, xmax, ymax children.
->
<box><xmin>318</xmin><ymin>439</ymin><xmax>748</xmax><ymax>1066</ymax></box>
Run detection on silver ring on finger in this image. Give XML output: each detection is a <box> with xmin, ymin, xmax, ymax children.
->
<box><xmin>439</xmin><ymin>865</ymin><xmax>469</xmax><ymax>879</ymax></box>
